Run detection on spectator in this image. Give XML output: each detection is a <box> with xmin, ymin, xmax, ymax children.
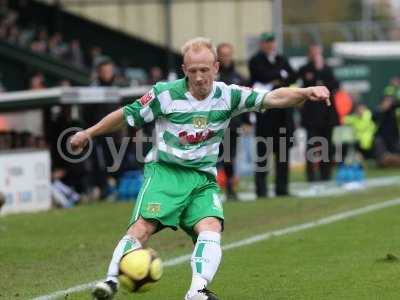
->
<box><xmin>68</xmin><ymin>39</ymin><xmax>84</xmax><ymax>68</ymax></box>
<box><xmin>20</xmin><ymin>131</ymin><xmax>36</xmax><ymax>148</ymax></box>
<box><xmin>147</xmin><ymin>66</ymin><xmax>164</xmax><ymax>85</ymax></box>
<box><xmin>51</xmin><ymin>168</ymin><xmax>80</xmax><ymax>208</ymax></box>
<box><xmin>92</xmin><ymin>57</ymin><xmax>128</xmax><ymax>87</ymax></box>
<box><xmin>30</xmin><ymin>28</ymin><xmax>48</xmax><ymax>54</ymax></box>
<box><xmin>373</xmin><ymin>96</ymin><xmax>400</xmax><ymax>167</ymax></box>
<box><xmin>1</xmin><ymin>8</ymin><xmax>17</xmax><ymax>27</ymax></box>
<box><xmin>217</xmin><ymin>43</ymin><xmax>245</xmax><ymax>85</ymax></box>
<box><xmin>87</xmin><ymin>46</ymin><xmax>103</xmax><ymax>70</ymax></box>
<box><xmin>58</xmin><ymin>79</ymin><xmax>71</xmax><ymax>87</ymax></box>
<box><xmin>344</xmin><ymin>103</ymin><xmax>376</xmax><ymax>159</ymax></box>
<box><xmin>29</xmin><ymin>72</ymin><xmax>46</xmax><ymax>90</ymax></box>
<box><xmin>46</xmin><ymin>105</ymin><xmax>90</xmax><ymax>194</ymax></box>
<box><xmin>9</xmin><ymin>130</ymin><xmax>20</xmax><ymax>148</ymax></box>
<box><xmin>10</xmin><ymin>132</ymin><xmax>15</xmax><ymax>150</ymax></box>
<box><xmin>30</xmin><ymin>39</ymin><xmax>46</xmax><ymax>53</ymax></box>
<box><xmin>5</xmin><ymin>130</ymin><xmax>13</xmax><ymax>149</ymax></box>
<box><xmin>0</xmin><ymin>72</ymin><xmax>6</xmax><ymax>92</ymax></box>
<box><xmin>216</xmin><ymin>42</ymin><xmax>247</xmax><ymax>200</ymax></box>
<box><xmin>248</xmin><ymin>32</ymin><xmax>296</xmax><ymax>197</ymax></box>
<box><xmin>83</xmin><ymin>58</ymin><xmax>124</xmax><ymax>199</ymax></box>
<box><xmin>0</xmin><ymin>22</ymin><xmax>7</xmax><ymax>39</ymax></box>
<box><xmin>35</xmin><ymin>135</ymin><xmax>47</xmax><ymax>149</ymax></box>
<box><xmin>7</xmin><ymin>24</ymin><xmax>19</xmax><ymax>45</ymax></box>
<box><xmin>0</xmin><ymin>130</ymin><xmax>6</xmax><ymax>150</ymax></box>
<box><xmin>18</xmin><ymin>26</ymin><xmax>34</xmax><ymax>47</ymax></box>
<box><xmin>384</xmin><ymin>76</ymin><xmax>400</xmax><ymax>102</ymax></box>
<box><xmin>48</xmin><ymin>32</ymin><xmax>68</xmax><ymax>59</ymax></box>
<box><xmin>383</xmin><ymin>76</ymin><xmax>400</xmax><ymax>128</ymax></box>
<box><xmin>335</xmin><ymin>88</ymin><xmax>353</xmax><ymax>124</ymax></box>
<box><xmin>297</xmin><ymin>44</ymin><xmax>340</xmax><ymax>182</ymax></box>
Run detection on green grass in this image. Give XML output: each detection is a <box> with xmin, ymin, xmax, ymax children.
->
<box><xmin>103</xmin><ymin>204</ymin><xmax>400</xmax><ymax>300</ymax></box>
<box><xmin>1</xmin><ymin>182</ymin><xmax>400</xmax><ymax>299</ymax></box>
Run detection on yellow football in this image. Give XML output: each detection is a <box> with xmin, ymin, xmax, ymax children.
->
<box><xmin>118</xmin><ymin>248</ymin><xmax>163</xmax><ymax>293</ymax></box>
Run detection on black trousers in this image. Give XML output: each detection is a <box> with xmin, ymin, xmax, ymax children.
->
<box><xmin>219</xmin><ymin>129</ymin><xmax>238</xmax><ymax>194</ymax></box>
<box><xmin>89</xmin><ymin>135</ymin><xmax>121</xmax><ymax>197</ymax></box>
<box><xmin>254</xmin><ymin>108</ymin><xmax>294</xmax><ymax>197</ymax></box>
<box><xmin>305</xmin><ymin>127</ymin><xmax>334</xmax><ymax>182</ymax></box>
<box><xmin>254</xmin><ymin>137</ymin><xmax>290</xmax><ymax>197</ymax></box>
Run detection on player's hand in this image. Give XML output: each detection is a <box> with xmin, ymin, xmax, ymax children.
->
<box><xmin>69</xmin><ymin>131</ymin><xmax>90</xmax><ymax>152</ymax></box>
<box><xmin>306</xmin><ymin>86</ymin><xmax>331</xmax><ymax>106</ymax></box>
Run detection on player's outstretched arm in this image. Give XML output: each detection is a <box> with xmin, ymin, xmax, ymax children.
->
<box><xmin>262</xmin><ymin>86</ymin><xmax>331</xmax><ymax>109</ymax></box>
<box><xmin>70</xmin><ymin>108</ymin><xmax>124</xmax><ymax>151</ymax></box>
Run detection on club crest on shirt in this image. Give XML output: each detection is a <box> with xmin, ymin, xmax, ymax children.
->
<box><xmin>147</xmin><ymin>203</ymin><xmax>161</xmax><ymax>215</ymax></box>
<box><xmin>139</xmin><ymin>89</ymin><xmax>155</xmax><ymax>106</ymax></box>
<box><xmin>192</xmin><ymin>116</ymin><xmax>208</xmax><ymax>129</ymax></box>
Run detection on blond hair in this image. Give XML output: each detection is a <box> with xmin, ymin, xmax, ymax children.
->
<box><xmin>181</xmin><ymin>37</ymin><xmax>217</xmax><ymax>62</ymax></box>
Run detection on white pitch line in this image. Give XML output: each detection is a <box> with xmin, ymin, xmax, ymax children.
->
<box><xmin>32</xmin><ymin>197</ymin><xmax>400</xmax><ymax>300</ymax></box>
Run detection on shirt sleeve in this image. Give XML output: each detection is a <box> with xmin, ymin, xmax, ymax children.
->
<box><xmin>229</xmin><ymin>84</ymin><xmax>268</xmax><ymax>117</ymax></box>
<box><xmin>122</xmin><ymin>86</ymin><xmax>163</xmax><ymax>128</ymax></box>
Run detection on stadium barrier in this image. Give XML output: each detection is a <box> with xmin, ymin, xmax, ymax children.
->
<box><xmin>0</xmin><ymin>86</ymin><xmax>152</xmax><ymax>215</ymax></box>
<box><xmin>0</xmin><ymin>149</ymin><xmax>51</xmax><ymax>215</ymax></box>
<box><xmin>0</xmin><ymin>86</ymin><xmax>152</xmax><ymax>110</ymax></box>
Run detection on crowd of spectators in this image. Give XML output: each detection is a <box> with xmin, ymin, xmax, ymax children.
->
<box><xmin>0</xmin><ymin>0</ymin><xmax>160</xmax><ymax>91</ymax></box>
<box><xmin>344</xmin><ymin>78</ymin><xmax>400</xmax><ymax>168</ymax></box>
<box><xmin>0</xmin><ymin>0</ymin><xmax>88</xmax><ymax>68</ymax></box>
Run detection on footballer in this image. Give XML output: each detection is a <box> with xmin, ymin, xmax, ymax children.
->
<box><xmin>70</xmin><ymin>37</ymin><xmax>330</xmax><ymax>300</ymax></box>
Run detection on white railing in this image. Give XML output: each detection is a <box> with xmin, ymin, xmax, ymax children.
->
<box><xmin>0</xmin><ymin>86</ymin><xmax>152</xmax><ymax>109</ymax></box>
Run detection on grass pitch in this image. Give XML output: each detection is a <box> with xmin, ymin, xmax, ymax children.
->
<box><xmin>1</xmin><ymin>178</ymin><xmax>400</xmax><ymax>299</ymax></box>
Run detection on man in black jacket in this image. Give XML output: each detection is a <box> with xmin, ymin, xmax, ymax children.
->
<box><xmin>82</xmin><ymin>58</ymin><xmax>125</xmax><ymax>199</ymax></box>
<box><xmin>249</xmin><ymin>32</ymin><xmax>296</xmax><ymax>197</ymax></box>
<box><xmin>217</xmin><ymin>43</ymin><xmax>247</xmax><ymax>200</ymax></box>
<box><xmin>298</xmin><ymin>44</ymin><xmax>339</xmax><ymax>182</ymax></box>
<box><xmin>373</xmin><ymin>96</ymin><xmax>400</xmax><ymax>167</ymax></box>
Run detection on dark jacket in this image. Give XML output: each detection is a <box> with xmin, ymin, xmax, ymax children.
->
<box><xmin>248</xmin><ymin>51</ymin><xmax>296</xmax><ymax>144</ymax></box>
<box><xmin>298</xmin><ymin>62</ymin><xmax>339</xmax><ymax>129</ymax></box>
<box><xmin>218</xmin><ymin>64</ymin><xmax>250</xmax><ymax>130</ymax></box>
<box><xmin>249</xmin><ymin>52</ymin><xmax>296</xmax><ymax>88</ymax></box>
<box><xmin>218</xmin><ymin>64</ymin><xmax>245</xmax><ymax>86</ymax></box>
<box><xmin>83</xmin><ymin>76</ymin><xmax>122</xmax><ymax>127</ymax></box>
<box><xmin>373</xmin><ymin>102</ymin><xmax>400</xmax><ymax>152</ymax></box>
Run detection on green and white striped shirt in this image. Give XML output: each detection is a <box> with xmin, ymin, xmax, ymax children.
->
<box><xmin>123</xmin><ymin>78</ymin><xmax>266</xmax><ymax>176</ymax></box>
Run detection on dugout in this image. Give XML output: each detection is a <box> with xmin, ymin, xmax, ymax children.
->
<box><xmin>0</xmin><ymin>86</ymin><xmax>153</xmax><ymax>214</ymax></box>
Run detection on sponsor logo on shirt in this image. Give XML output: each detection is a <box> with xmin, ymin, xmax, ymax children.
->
<box><xmin>178</xmin><ymin>129</ymin><xmax>214</xmax><ymax>145</ymax></box>
<box><xmin>139</xmin><ymin>89</ymin><xmax>155</xmax><ymax>106</ymax></box>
